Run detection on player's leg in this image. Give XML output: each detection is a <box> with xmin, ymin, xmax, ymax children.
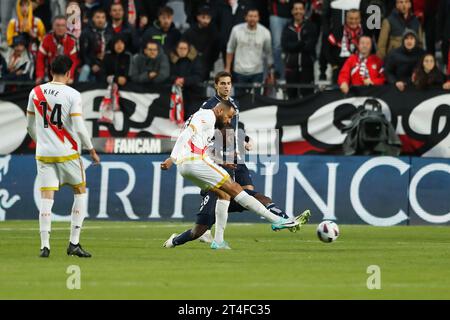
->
<box><xmin>61</xmin><ymin>158</ymin><xmax>91</xmax><ymax>257</ymax></box>
<box><xmin>233</xmin><ymin>164</ymin><xmax>310</xmax><ymax>229</ymax></box>
<box><xmin>178</xmin><ymin>159</ymin><xmax>232</xmax><ymax>246</ymax></box>
<box><xmin>196</xmin><ymin>191</ymin><xmax>290</xmax><ymax>244</ymax></box>
<box><xmin>164</xmin><ymin>224</ymin><xmax>210</xmax><ymax>248</ymax></box>
<box><xmin>194</xmin><ymin>157</ymin><xmax>299</xmax><ymax>230</ymax></box>
<box><xmin>210</xmin><ymin>188</ymin><xmax>231</xmax><ymax>249</ymax></box>
<box><xmin>39</xmin><ymin>190</ymin><xmax>54</xmax><ymax>258</ymax></box>
<box><xmin>227</xmin><ymin>189</ymin><xmax>288</xmax><ymax>219</ymax></box>
<box><xmin>218</xmin><ymin>179</ymin><xmax>299</xmax><ymax>230</ymax></box>
<box><xmin>37</xmin><ymin>161</ymin><xmax>59</xmax><ymax>258</ymax></box>
<box><xmin>164</xmin><ymin>192</ymin><xmax>217</xmax><ymax>248</ymax></box>
<box><xmin>233</xmin><ymin>164</ymin><xmax>289</xmax><ymax>218</ymax></box>
<box><xmin>250</xmin><ymin>192</ymin><xmax>310</xmax><ymax>232</ymax></box>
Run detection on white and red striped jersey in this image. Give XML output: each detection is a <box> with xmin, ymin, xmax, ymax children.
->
<box><xmin>170</xmin><ymin>109</ymin><xmax>216</xmax><ymax>163</ymax></box>
<box><xmin>27</xmin><ymin>82</ymin><xmax>85</xmax><ymax>162</ymax></box>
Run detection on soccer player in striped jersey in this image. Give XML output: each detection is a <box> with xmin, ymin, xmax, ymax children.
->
<box><xmin>26</xmin><ymin>55</ymin><xmax>100</xmax><ymax>258</ymax></box>
<box><xmin>195</xmin><ymin>72</ymin><xmax>310</xmax><ymax>248</ymax></box>
<box><xmin>161</xmin><ymin>100</ymin><xmax>302</xmax><ymax>249</ymax></box>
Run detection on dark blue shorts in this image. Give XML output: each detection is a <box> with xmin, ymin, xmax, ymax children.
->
<box><xmin>196</xmin><ymin>189</ymin><xmax>259</xmax><ymax>227</ymax></box>
<box><xmin>234</xmin><ymin>164</ymin><xmax>253</xmax><ymax>187</ymax></box>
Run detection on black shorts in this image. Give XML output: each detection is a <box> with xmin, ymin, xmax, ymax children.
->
<box><xmin>196</xmin><ymin>189</ymin><xmax>259</xmax><ymax>228</ymax></box>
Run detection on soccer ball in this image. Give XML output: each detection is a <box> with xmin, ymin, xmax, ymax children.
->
<box><xmin>317</xmin><ymin>221</ymin><xmax>340</xmax><ymax>243</ymax></box>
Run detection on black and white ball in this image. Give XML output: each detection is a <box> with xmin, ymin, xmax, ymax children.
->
<box><xmin>317</xmin><ymin>221</ymin><xmax>340</xmax><ymax>243</ymax></box>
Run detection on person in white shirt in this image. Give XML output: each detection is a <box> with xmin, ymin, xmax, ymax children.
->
<box><xmin>225</xmin><ymin>7</ymin><xmax>274</xmax><ymax>95</ymax></box>
<box><xmin>26</xmin><ymin>55</ymin><xmax>100</xmax><ymax>258</ymax></box>
<box><xmin>161</xmin><ymin>100</ymin><xmax>300</xmax><ymax>249</ymax></box>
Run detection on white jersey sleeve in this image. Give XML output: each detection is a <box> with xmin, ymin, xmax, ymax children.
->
<box><xmin>170</xmin><ymin>109</ymin><xmax>216</xmax><ymax>163</ymax></box>
<box><xmin>26</xmin><ymin>90</ymin><xmax>37</xmax><ymax>141</ymax></box>
<box><xmin>69</xmin><ymin>91</ymin><xmax>83</xmax><ymax>116</ymax></box>
<box><xmin>70</xmin><ymin>92</ymin><xmax>93</xmax><ymax>150</ymax></box>
<box><xmin>27</xmin><ymin>90</ymin><xmax>36</xmax><ymax>114</ymax></box>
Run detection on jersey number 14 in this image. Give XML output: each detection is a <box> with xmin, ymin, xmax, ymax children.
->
<box><xmin>41</xmin><ymin>101</ymin><xmax>62</xmax><ymax>129</ymax></box>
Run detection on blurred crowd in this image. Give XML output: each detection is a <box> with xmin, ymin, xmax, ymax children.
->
<box><xmin>0</xmin><ymin>0</ymin><xmax>449</xmax><ymax>98</ymax></box>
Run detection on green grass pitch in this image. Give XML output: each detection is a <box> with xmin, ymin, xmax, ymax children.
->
<box><xmin>0</xmin><ymin>220</ymin><xmax>449</xmax><ymax>299</ymax></box>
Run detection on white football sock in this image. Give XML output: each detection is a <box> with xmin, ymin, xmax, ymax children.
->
<box><xmin>214</xmin><ymin>199</ymin><xmax>230</xmax><ymax>244</ymax></box>
<box><xmin>233</xmin><ymin>191</ymin><xmax>281</xmax><ymax>223</ymax></box>
<box><xmin>70</xmin><ymin>194</ymin><xmax>87</xmax><ymax>245</ymax></box>
<box><xmin>39</xmin><ymin>199</ymin><xmax>53</xmax><ymax>249</ymax></box>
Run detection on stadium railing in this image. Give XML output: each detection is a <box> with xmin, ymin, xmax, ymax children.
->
<box><xmin>0</xmin><ymin>80</ymin><xmax>340</xmax><ymax>101</ymax></box>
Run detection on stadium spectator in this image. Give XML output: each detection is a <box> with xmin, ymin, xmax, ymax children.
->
<box><xmin>136</xmin><ymin>14</ymin><xmax>149</xmax><ymax>38</ymax></box>
<box><xmin>80</xmin><ymin>0</ymin><xmax>103</xmax><ymax>27</ymax></box>
<box><xmin>385</xmin><ymin>29</ymin><xmax>425</xmax><ymax>92</ymax></box>
<box><xmin>321</xmin><ymin>0</ymin><xmax>360</xmax><ymax>80</ymax></box>
<box><xmin>412</xmin><ymin>53</ymin><xmax>446</xmax><ymax>90</ymax></box>
<box><xmin>437</xmin><ymin>0</ymin><xmax>450</xmax><ymax>71</ymax></box>
<box><xmin>215</xmin><ymin>0</ymin><xmax>248</xmax><ymax>65</ymax></box>
<box><xmin>306</xmin><ymin>0</ymin><xmax>327</xmax><ymax>81</ymax></box>
<box><xmin>3</xmin><ymin>34</ymin><xmax>34</xmax><ymax>81</ymax></box>
<box><xmin>142</xmin><ymin>6</ymin><xmax>181</xmax><ymax>55</ymax></box>
<box><xmin>169</xmin><ymin>39</ymin><xmax>203</xmax><ymax>117</ymax></box>
<box><xmin>103</xmin><ymin>0</ymin><xmax>141</xmax><ymax>26</ymax></box>
<box><xmin>376</xmin><ymin>0</ymin><xmax>423</xmax><ymax>60</ymax></box>
<box><xmin>326</xmin><ymin>9</ymin><xmax>362</xmax><ymax>84</ymax></box>
<box><xmin>322</xmin><ymin>0</ymin><xmax>361</xmax><ymax>32</ymax></box>
<box><xmin>281</xmin><ymin>0</ymin><xmax>318</xmax><ymax>98</ymax></box>
<box><xmin>6</xmin><ymin>0</ymin><xmax>46</xmax><ymax>58</ymax></box>
<box><xmin>185</xmin><ymin>0</ymin><xmax>220</xmax><ymax>26</ymax></box>
<box><xmin>251</xmin><ymin>0</ymin><xmax>270</xmax><ymax>28</ymax></box>
<box><xmin>103</xmin><ymin>35</ymin><xmax>132</xmax><ymax>87</ymax></box>
<box><xmin>35</xmin><ymin>16</ymin><xmax>79</xmax><ymax>84</ymax></box>
<box><xmin>130</xmin><ymin>40</ymin><xmax>169</xmax><ymax>84</ymax></box>
<box><xmin>108</xmin><ymin>2</ymin><xmax>139</xmax><ymax>53</ymax></box>
<box><xmin>79</xmin><ymin>8</ymin><xmax>113</xmax><ymax>82</ymax></box>
<box><xmin>338</xmin><ymin>35</ymin><xmax>385</xmax><ymax>94</ymax></box>
<box><xmin>269</xmin><ymin>0</ymin><xmax>293</xmax><ymax>81</ymax></box>
<box><xmin>183</xmin><ymin>5</ymin><xmax>220</xmax><ymax>80</ymax></box>
<box><xmin>225</xmin><ymin>8</ymin><xmax>273</xmax><ymax>96</ymax></box>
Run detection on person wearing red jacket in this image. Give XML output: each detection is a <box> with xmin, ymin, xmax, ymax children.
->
<box><xmin>338</xmin><ymin>35</ymin><xmax>385</xmax><ymax>94</ymax></box>
<box><xmin>35</xmin><ymin>16</ymin><xmax>79</xmax><ymax>84</ymax></box>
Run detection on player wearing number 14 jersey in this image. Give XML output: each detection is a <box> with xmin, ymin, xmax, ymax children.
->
<box><xmin>26</xmin><ymin>55</ymin><xmax>100</xmax><ymax>258</ymax></box>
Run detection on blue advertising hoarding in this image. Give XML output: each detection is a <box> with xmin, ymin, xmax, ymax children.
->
<box><xmin>0</xmin><ymin>154</ymin><xmax>449</xmax><ymax>225</ymax></box>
